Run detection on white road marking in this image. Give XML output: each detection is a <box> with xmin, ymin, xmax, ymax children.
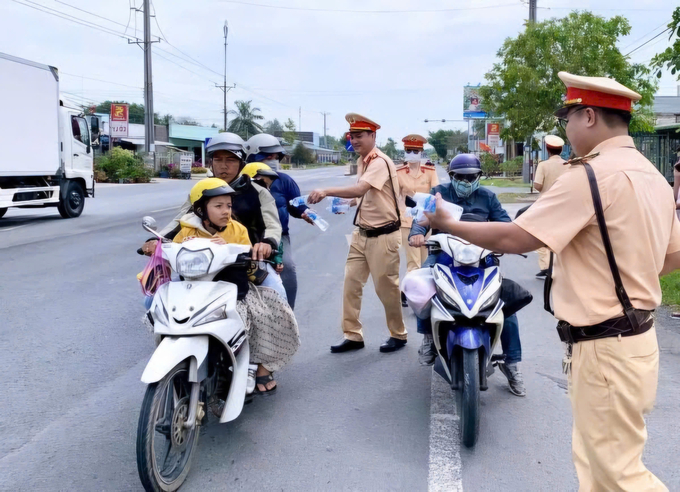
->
<box><xmin>429</xmin><ymin>369</ymin><xmax>463</xmax><ymax>492</ymax></box>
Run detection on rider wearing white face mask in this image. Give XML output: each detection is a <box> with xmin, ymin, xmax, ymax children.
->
<box><xmin>244</xmin><ymin>134</ymin><xmax>315</xmax><ymax>309</ymax></box>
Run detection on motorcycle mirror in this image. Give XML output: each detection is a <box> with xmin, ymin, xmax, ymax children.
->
<box><xmin>142</xmin><ymin>216</ymin><xmax>158</xmax><ymax>231</ymax></box>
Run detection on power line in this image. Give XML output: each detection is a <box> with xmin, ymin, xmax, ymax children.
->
<box><xmin>150</xmin><ymin>0</ymin><xmax>223</xmax><ymax>77</ymax></box>
<box><xmin>60</xmin><ymin>72</ymin><xmax>143</xmax><ymax>89</ymax></box>
<box><xmin>621</xmin><ymin>20</ymin><xmax>671</xmax><ymax>51</ymax></box>
<box><xmin>625</xmin><ymin>28</ymin><xmax>671</xmax><ymax>56</ymax></box>
<box><xmin>11</xmin><ymin>0</ymin><xmax>142</xmax><ymax>41</ymax></box>
<box><xmin>54</xmin><ymin>0</ymin><xmax>129</xmax><ymax>28</ymax></box>
<box><xmin>219</xmin><ymin>0</ymin><xmax>521</xmax><ymax>13</ymax></box>
<box><xmin>152</xmin><ymin>48</ymin><xmax>220</xmax><ymax>84</ymax></box>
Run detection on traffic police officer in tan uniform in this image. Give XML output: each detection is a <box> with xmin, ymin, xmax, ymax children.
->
<box><xmin>424</xmin><ymin>72</ymin><xmax>680</xmax><ymax>491</ymax></box>
<box><xmin>397</xmin><ymin>134</ymin><xmax>439</xmax><ymax>305</ymax></box>
<box><xmin>308</xmin><ymin>113</ymin><xmax>407</xmax><ymax>353</ymax></box>
<box><xmin>533</xmin><ymin>135</ymin><xmax>567</xmax><ymax>279</ymax></box>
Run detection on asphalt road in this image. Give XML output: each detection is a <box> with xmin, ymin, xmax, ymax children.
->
<box><xmin>0</xmin><ymin>167</ymin><xmax>678</xmax><ymax>491</ymax></box>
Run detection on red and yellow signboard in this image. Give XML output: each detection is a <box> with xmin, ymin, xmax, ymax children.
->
<box><xmin>110</xmin><ymin>103</ymin><xmax>129</xmax><ymax>137</ymax></box>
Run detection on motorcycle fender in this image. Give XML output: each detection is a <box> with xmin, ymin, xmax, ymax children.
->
<box><xmin>447</xmin><ymin>328</ymin><xmax>490</xmax><ymax>358</ymax></box>
<box><xmin>141</xmin><ymin>336</ymin><xmax>209</xmax><ymax>384</ymax></box>
<box><xmin>220</xmin><ymin>340</ymin><xmax>249</xmax><ymax>423</ymax></box>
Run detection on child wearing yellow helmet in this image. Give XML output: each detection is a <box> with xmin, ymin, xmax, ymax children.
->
<box><xmin>173</xmin><ymin>178</ymin><xmax>250</xmax><ymax>246</ymax></box>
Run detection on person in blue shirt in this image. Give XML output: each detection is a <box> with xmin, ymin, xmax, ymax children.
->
<box><xmin>409</xmin><ymin>153</ymin><xmax>526</xmax><ymax>397</ymax></box>
<box><xmin>244</xmin><ymin>134</ymin><xmax>315</xmax><ymax>309</ymax></box>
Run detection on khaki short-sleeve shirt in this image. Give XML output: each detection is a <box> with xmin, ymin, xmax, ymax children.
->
<box><xmin>534</xmin><ymin>154</ymin><xmax>568</xmax><ymax>194</ymax></box>
<box><xmin>515</xmin><ymin>136</ymin><xmax>680</xmax><ymax>326</ymax></box>
<box><xmin>356</xmin><ymin>147</ymin><xmax>403</xmax><ymax>229</ymax></box>
<box><xmin>397</xmin><ymin>164</ymin><xmax>440</xmax><ymax>227</ymax></box>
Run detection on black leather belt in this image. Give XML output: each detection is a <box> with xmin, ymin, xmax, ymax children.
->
<box><xmin>556</xmin><ymin>310</ymin><xmax>654</xmax><ymax>344</ymax></box>
<box><xmin>358</xmin><ymin>221</ymin><xmax>400</xmax><ymax>238</ymax></box>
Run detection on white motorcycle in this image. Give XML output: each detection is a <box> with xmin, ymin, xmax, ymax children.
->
<box><xmin>426</xmin><ymin>232</ymin><xmax>506</xmax><ymax>448</ymax></box>
<box><xmin>136</xmin><ymin>217</ymin><xmax>254</xmax><ymax>492</ymax></box>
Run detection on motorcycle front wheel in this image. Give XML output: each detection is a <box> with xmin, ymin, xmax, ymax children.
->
<box><xmin>457</xmin><ymin>348</ymin><xmax>480</xmax><ymax>448</ymax></box>
<box><xmin>136</xmin><ymin>363</ymin><xmax>200</xmax><ymax>492</ymax></box>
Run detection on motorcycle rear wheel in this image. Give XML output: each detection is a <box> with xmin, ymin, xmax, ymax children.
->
<box><xmin>137</xmin><ymin>363</ymin><xmax>200</xmax><ymax>492</ymax></box>
<box><xmin>458</xmin><ymin>348</ymin><xmax>480</xmax><ymax>448</ymax></box>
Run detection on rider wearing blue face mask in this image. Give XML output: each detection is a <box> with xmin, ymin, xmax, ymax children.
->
<box><xmin>409</xmin><ymin>153</ymin><xmax>526</xmax><ymax>397</ymax></box>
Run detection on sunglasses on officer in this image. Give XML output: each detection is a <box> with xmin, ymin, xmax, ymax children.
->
<box><xmin>449</xmin><ymin>172</ymin><xmax>481</xmax><ymax>182</ymax></box>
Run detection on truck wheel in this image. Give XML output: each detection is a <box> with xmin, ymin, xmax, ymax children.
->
<box><xmin>58</xmin><ymin>181</ymin><xmax>85</xmax><ymax>218</ymax></box>
<box><xmin>0</xmin><ymin>208</ymin><xmax>6</xmax><ymax>219</ymax></box>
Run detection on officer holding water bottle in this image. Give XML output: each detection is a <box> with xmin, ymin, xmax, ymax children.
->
<box><xmin>397</xmin><ymin>134</ymin><xmax>439</xmax><ymax>306</ymax></box>
<box><xmin>308</xmin><ymin>113</ymin><xmax>407</xmax><ymax>353</ymax></box>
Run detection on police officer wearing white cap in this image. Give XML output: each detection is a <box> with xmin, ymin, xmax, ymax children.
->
<box><xmin>425</xmin><ymin>71</ymin><xmax>680</xmax><ymax>491</ymax></box>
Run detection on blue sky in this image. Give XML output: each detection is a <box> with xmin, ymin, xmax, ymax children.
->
<box><xmin>2</xmin><ymin>0</ymin><xmax>679</xmax><ymax>147</ymax></box>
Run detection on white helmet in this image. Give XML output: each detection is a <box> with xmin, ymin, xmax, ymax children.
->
<box><xmin>205</xmin><ymin>132</ymin><xmax>246</xmax><ymax>161</ymax></box>
<box><xmin>245</xmin><ymin>133</ymin><xmax>287</xmax><ymax>163</ymax></box>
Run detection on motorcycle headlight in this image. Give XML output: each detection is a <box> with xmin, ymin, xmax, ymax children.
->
<box><xmin>194</xmin><ymin>305</ymin><xmax>227</xmax><ymax>327</ymax></box>
<box><xmin>479</xmin><ymin>289</ymin><xmax>501</xmax><ymax>311</ymax></box>
<box><xmin>435</xmin><ymin>283</ymin><xmax>460</xmax><ymax>310</ymax></box>
<box><xmin>176</xmin><ymin>248</ymin><xmax>214</xmax><ymax>279</ymax></box>
<box><xmin>153</xmin><ymin>302</ymin><xmax>169</xmax><ymax>326</ymax></box>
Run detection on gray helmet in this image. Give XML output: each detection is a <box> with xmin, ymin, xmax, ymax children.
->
<box><xmin>245</xmin><ymin>133</ymin><xmax>286</xmax><ymax>162</ymax></box>
<box><xmin>206</xmin><ymin>132</ymin><xmax>246</xmax><ymax>161</ymax></box>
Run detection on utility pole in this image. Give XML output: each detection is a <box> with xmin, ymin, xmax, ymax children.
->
<box><xmin>143</xmin><ymin>0</ymin><xmax>154</xmax><ymax>153</ymax></box>
<box><xmin>320</xmin><ymin>111</ymin><xmax>330</xmax><ymax>148</ymax></box>
<box><xmin>299</xmin><ymin>107</ymin><xmax>301</xmax><ymax>131</ymax></box>
<box><xmin>215</xmin><ymin>21</ymin><xmax>235</xmax><ymax>132</ymax></box>
<box><xmin>529</xmin><ymin>0</ymin><xmax>536</xmax><ymax>23</ymax></box>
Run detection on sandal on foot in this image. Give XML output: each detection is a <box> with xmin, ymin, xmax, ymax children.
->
<box><xmin>254</xmin><ymin>374</ymin><xmax>277</xmax><ymax>396</ymax></box>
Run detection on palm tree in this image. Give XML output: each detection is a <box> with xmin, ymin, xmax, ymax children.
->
<box><xmin>227</xmin><ymin>100</ymin><xmax>264</xmax><ymax>139</ymax></box>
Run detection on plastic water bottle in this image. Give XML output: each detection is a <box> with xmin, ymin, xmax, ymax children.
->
<box><xmin>289</xmin><ymin>195</ymin><xmax>309</xmax><ymax>207</ymax></box>
<box><xmin>326</xmin><ymin>197</ymin><xmax>352</xmax><ymax>214</ymax></box>
<box><xmin>305</xmin><ymin>210</ymin><xmax>329</xmax><ymax>231</ymax></box>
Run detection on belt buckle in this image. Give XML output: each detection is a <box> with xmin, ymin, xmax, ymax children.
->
<box><xmin>358</xmin><ymin>228</ymin><xmax>368</xmax><ymax>237</ymax></box>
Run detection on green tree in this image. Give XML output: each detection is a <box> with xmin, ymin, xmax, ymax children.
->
<box><xmin>263</xmin><ymin>119</ymin><xmax>284</xmax><ymax>134</ymax></box>
<box><xmin>652</xmin><ymin>8</ymin><xmax>680</xmax><ymax>80</ymax></box>
<box><xmin>380</xmin><ymin>137</ymin><xmax>398</xmax><ymax>159</ymax></box>
<box><xmin>291</xmin><ymin>142</ymin><xmax>314</xmax><ymax>165</ymax></box>
<box><xmin>155</xmin><ymin>113</ymin><xmax>174</xmax><ymax>125</ymax></box>
<box><xmin>227</xmin><ymin>100</ymin><xmax>264</xmax><ymax>138</ymax></box>
<box><xmin>480</xmin><ymin>152</ymin><xmax>500</xmax><ymax>177</ymax></box>
<box><xmin>321</xmin><ymin>135</ymin><xmax>340</xmax><ymax>150</ymax></box>
<box><xmin>428</xmin><ymin>129</ymin><xmax>455</xmax><ymax>160</ymax></box>
<box><xmin>282</xmin><ymin>118</ymin><xmax>297</xmax><ymax>146</ymax></box>
<box><xmin>480</xmin><ymin>11</ymin><xmax>657</xmax><ymax>140</ymax></box>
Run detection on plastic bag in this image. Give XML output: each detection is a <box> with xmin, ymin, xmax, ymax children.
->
<box><xmin>401</xmin><ymin>268</ymin><xmax>436</xmax><ymax>319</ymax></box>
<box><xmin>139</xmin><ymin>241</ymin><xmax>172</xmax><ymax>296</ymax></box>
<box><xmin>406</xmin><ymin>192</ymin><xmax>463</xmax><ymax>224</ymax></box>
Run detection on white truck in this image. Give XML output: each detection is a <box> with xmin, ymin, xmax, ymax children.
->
<box><xmin>0</xmin><ymin>52</ymin><xmax>95</xmax><ymax>219</ymax></box>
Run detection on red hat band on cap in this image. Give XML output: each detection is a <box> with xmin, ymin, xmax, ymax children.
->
<box><xmin>565</xmin><ymin>87</ymin><xmax>632</xmax><ymax>112</ymax></box>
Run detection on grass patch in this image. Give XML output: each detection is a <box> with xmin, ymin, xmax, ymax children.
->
<box><xmin>660</xmin><ymin>270</ymin><xmax>680</xmax><ymax>307</ymax></box>
<box><xmin>480</xmin><ymin>178</ymin><xmax>530</xmax><ymax>188</ymax></box>
<box><xmin>497</xmin><ymin>192</ymin><xmax>538</xmax><ymax>204</ymax></box>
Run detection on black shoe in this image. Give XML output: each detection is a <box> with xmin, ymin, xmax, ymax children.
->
<box><xmin>330</xmin><ymin>339</ymin><xmax>365</xmax><ymax>353</ymax></box>
<box><xmin>535</xmin><ymin>269</ymin><xmax>549</xmax><ymax>280</ymax></box>
<box><xmin>379</xmin><ymin>337</ymin><xmax>407</xmax><ymax>353</ymax></box>
<box><xmin>401</xmin><ymin>292</ymin><xmax>408</xmax><ymax>307</ymax></box>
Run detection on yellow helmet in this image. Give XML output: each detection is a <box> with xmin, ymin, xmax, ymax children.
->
<box><xmin>189</xmin><ymin>178</ymin><xmax>235</xmax><ymax>205</ymax></box>
<box><xmin>241</xmin><ymin>162</ymin><xmax>276</xmax><ymax>178</ymax></box>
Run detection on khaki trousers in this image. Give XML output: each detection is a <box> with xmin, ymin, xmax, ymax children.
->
<box><xmin>569</xmin><ymin>326</ymin><xmax>667</xmax><ymax>492</ymax></box>
<box><xmin>401</xmin><ymin>227</ymin><xmax>428</xmax><ymax>272</ymax></box>
<box><xmin>342</xmin><ymin>229</ymin><xmax>407</xmax><ymax>341</ymax></box>
<box><xmin>537</xmin><ymin>247</ymin><xmax>551</xmax><ymax>271</ymax></box>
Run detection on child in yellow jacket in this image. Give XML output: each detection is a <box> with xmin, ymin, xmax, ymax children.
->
<box><xmin>173</xmin><ymin>178</ymin><xmax>250</xmax><ymax>246</ymax></box>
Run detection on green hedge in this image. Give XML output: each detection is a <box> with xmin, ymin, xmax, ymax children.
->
<box><xmin>95</xmin><ymin>148</ymin><xmax>152</xmax><ymax>183</ymax></box>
